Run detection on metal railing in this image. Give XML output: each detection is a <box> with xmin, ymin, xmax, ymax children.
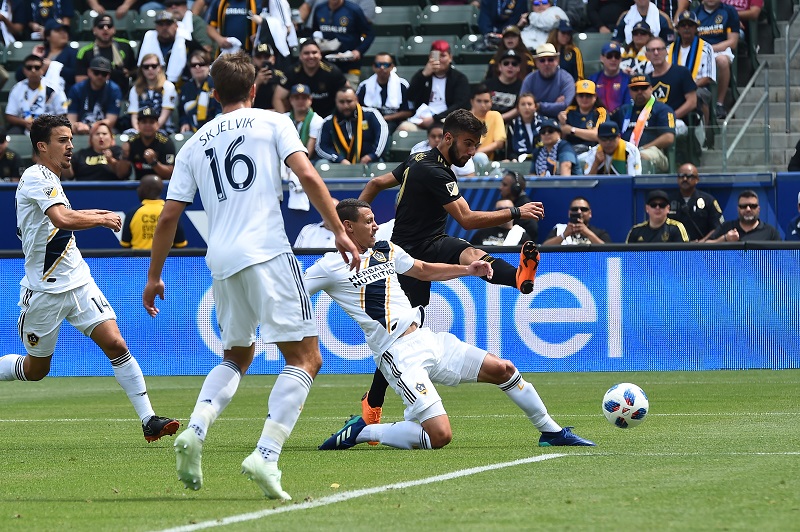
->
<box><xmin>721</xmin><ymin>61</ymin><xmax>770</xmax><ymax>172</ymax></box>
<box><xmin>786</xmin><ymin>8</ymin><xmax>800</xmax><ymax>132</ymax></box>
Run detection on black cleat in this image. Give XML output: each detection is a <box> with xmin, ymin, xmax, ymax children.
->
<box><xmin>143</xmin><ymin>416</ymin><xmax>180</xmax><ymax>443</ymax></box>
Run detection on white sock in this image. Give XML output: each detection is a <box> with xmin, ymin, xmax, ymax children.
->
<box><xmin>256</xmin><ymin>366</ymin><xmax>313</xmax><ymax>461</ymax></box>
<box><xmin>110</xmin><ymin>351</ymin><xmax>155</xmax><ymax>424</ymax></box>
<box><xmin>187</xmin><ymin>360</ymin><xmax>242</xmax><ymax>441</ymax></box>
<box><xmin>499</xmin><ymin>370</ymin><xmax>561</xmax><ymax>433</ymax></box>
<box><xmin>0</xmin><ymin>354</ymin><xmax>26</xmax><ymax>381</ymax></box>
<box><xmin>358</xmin><ymin>421</ymin><xmax>432</xmax><ymax>449</ymax></box>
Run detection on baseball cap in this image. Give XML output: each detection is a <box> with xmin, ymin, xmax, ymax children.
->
<box><xmin>163</xmin><ymin>0</ymin><xmax>187</xmax><ymax>5</ymax></box>
<box><xmin>44</xmin><ymin>18</ymin><xmax>70</xmax><ymax>35</ymax></box>
<box><xmin>93</xmin><ymin>14</ymin><xmax>114</xmax><ymax>28</ymax></box>
<box><xmin>155</xmin><ymin>10</ymin><xmax>176</xmax><ymax>23</ymax></box>
<box><xmin>290</xmin><ymin>83</ymin><xmax>311</xmax><ymax>96</ymax></box>
<box><xmin>597</xmin><ymin>121</ymin><xmax>620</xmax><ymax>138</ymax></box>
<box><xmin>430</xmin><ymin>40</ymin><xmax>450</xmax><ymax>53</ymax></box>
<box><xmin>632</xmin><ymin>21</ymin><xmax>652</xmax><ymax>34</ymax></box>
<box><xmin>629</xmin><ymin>74</ymin><xmax>652</xmax><ymax>87</ymax></box>
<box><xmin>676</xmin><ymin>11</ymin><xmax>700</xmax><ymax>26</ymax></box>
<box><xmin>254</xmin><ymin>43</ymin><xmax>273</xmax><ymax>56</ymax></box>
<box><xmin>647</xmin><ymin>190</ymin><xmax>669</xmax><ymax>203</ymax></box>
<box><xmin>89</xmin><ymin>56</ymin><xmax>112</xmax><ymax>72</ymax></box>
<box><xmin>601</xmin><ymin>42</ymin><xmax>622</xmax><ymax>56</ymax></box>
<box><xmin>575</xmin><ymin>79</ymin><xmax>596</xmax><ymax>95</ymax></box>
<box><xmin>138</xmin><ymin>106</ymin><xmax>158</xmax><ymax>119</ymax></box>
<box><xmin>538</xmin><ymin>117</ymin><xmax>561</xmax><ymax>132</ymax></box>
<box><xmin>535</xmin><ymin>43</ymin><xmax>558</xmax><ymax>58</ymax></box>
<box><xmin>500</xmin><ymin>49</ymin><xmax>521</xmax><ymax>63</ymax></box>
<box><xmin>558</xmin><ymin>20</ymin><xmax>573</xmax><ymax>33</ymax></box>
<box><xmin>501</xmin><ymin>25</ymin><xmax>520</xmax><ymax>36</ymax></box>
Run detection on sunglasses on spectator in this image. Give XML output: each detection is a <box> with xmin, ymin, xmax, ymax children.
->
<box><xmin>373</xmin><ymin>61</ymin><xmax>392</xmax><ymax>69</ymax></box>
<box><xmin>738</xmin><ymin>203</ymin><xmax>759</xmax><ymax>209</ymax></box>
<box><xmin>630</xmin><ymin>86</ymin><xmax>649</xmax><ymax>92</ymax></box>
<box><xmin>605</xmin><ymin>53</ymin><xmax>621</xmax><ymax>59</ymax></box>
<box><xmin>501</xmin><ymin>61</ymin><xmax>520</xmax><ymax>67</ymax></box>
<box><xmin>537</xmin><ymin>57</ymin><xmax>556</xmax><ymax>63</ymax></box>
<box><xmin>648</xmin><ymin>46</ymin><xmax>667</xmax><ymax>53</ymax></box>
<box><xmin>156</xmin><ymin>20</ymin><xmax>174</xmax><ymax>25</ymax></box>
<box><xmin>570</xmin><ymin>206</ymin><xmax>590</xmax><ymax>212</ymax></box>
<box><xmin>96</xmin><ymin>23</ymin><xmax>113</xmax><ymax>30</ymax></box>
<box><xmin>141</xmin><ymin>63</ymin><xmax>160</xmax><ymax>70</ymax></box>
<box><xmin>678</xmin><ymin>173</ymin><xmax>697</xmax><ymax>179</ymax></box>
<box><xmin>190</xmin><ymin>62</ymin><xmax>207</xmax><ymax>68</ymax></box>
<box><xmin>540</xmin><ymin>128</ymin><xmax>558</xmax><ymax>134</ymax></box>
<box><xmin>90</xmin><ymin>69</ymin><xmax>110</xmax><ymax>77</ymax></box>
<box><xmin>648</xmin><ymin>202</ymin><xmax>668</xmax><ymax>209</ymax></box>
<box><xmin>24</xmin><ymin>64</ymin><xmax>42</xmax><ymax>71</ymax></box>
<box><xmin>632</xmin><ymin>30</ymin><xmax>650</xmax><ymax>36</ymax></box>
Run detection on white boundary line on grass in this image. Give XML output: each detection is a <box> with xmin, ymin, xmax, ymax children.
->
<box><xmin>154</xmin><ymin>453</ymin><xmax>568</xmax><ymax>532</ymax></box>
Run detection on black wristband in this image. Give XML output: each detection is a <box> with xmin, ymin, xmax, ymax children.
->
<box><xmin>509</xmin><ymin>206</ymin><xmax>521</xmax><ymax>220</ymax></box>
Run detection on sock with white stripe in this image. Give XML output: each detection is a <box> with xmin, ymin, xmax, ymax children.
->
<box><xmin>187</xmin><ymin>360</ymin><xmax>242</xmax><ymax>441</ymax></box>
<box><xmin>110</xmin><ymin>351</ymin><xmax>155</xmax><ymax>424</ymax></box>
<box><xmin>0</xmin><ymin>354</ymin><xmax>27</xmax><ymax>381</ymax></box>
<box><xmin>498</xmin><ymin>370</ymin><xmax>561</xmax><ymax>433</ymax></box>
<box><xmin>358</xmin><ymin>421</ymin><xmax>432</xmax><ymax>450</ymax></box>
<box><xmin>256</xmin><ymin>365</ymin><xmax>313</xmax><ymax>462</ymax></box>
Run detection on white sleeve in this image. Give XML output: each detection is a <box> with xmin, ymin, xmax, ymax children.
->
<box><xmin>274</xmin><ymin>111</ymin><xmax>308</xmax><ymax>161</ymax></box>
<box><xmin>391</xmin><ymin>243</ymin><xmax>415</xmax><ymax>275</ymax></box>
<box><xmin>165</xmin><ymin>147</ymin><xmax>198</xmax><ymax>203</ymax></box>
<box><xmin>128</xmin><ymin>87</ymin><xmax>139</xmax><ymax>114</ymax></box>
<box><xmin>627</xmin><ymin>142</ymin><xmax>642</xmax><ymax>176</ymax></box>
<box><xmin>309</xmin><ymin>114</ymin><xmax>324</xmax><ymax>140</ymax></box>
<box><xmin>162</xmin><ymin>81</ymin><xmax>178</xmax><ymax>110</ymax></box>
<box><xmin>303</xmin><ymin>257</ymin><xmax>331</xmax><ymax>296</ymax></box>
<box><xmin>5</xmin><ymin>84</ymin><xmax>22</xmax><ymax>116</ymax></box>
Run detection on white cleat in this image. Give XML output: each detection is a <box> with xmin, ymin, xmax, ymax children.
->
<box><xmin>174</xmin><ymin>430</ymin><xmax>203</xmax><ymax>491</ymax></box>
<box><xmin>241</xmin><ymin>451</ymin><xmax>292</xmax><ymax>500</ymax></box>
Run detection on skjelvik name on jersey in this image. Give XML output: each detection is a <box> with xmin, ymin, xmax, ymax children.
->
<box><xmin>198</xmin><ymin>117</ymin><xmax>255</xmax><ymax>146</ymax></box>
<box><xmin>347</xmin><ymin>261</ymin><xmax>395</xmax><ymax>287</ymax></box>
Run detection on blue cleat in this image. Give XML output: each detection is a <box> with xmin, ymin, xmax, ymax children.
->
<box><xmin>538</xmin><ymin>426</ymin><xmax>596</xmax><ymax>447</ymax></box>
<box><xmin>319</xmin><ymin>415</ymin><xmax>367</xmax><ymax>450</ymax></box>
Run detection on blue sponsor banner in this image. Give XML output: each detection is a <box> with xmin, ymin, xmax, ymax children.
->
<box><xmin>1</xmin><ymin>248</ymin><xmax>798</xmax><ymax>376</ymax></box>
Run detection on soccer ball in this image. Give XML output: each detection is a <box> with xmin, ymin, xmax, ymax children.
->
<box><xmin>602</xmin><ymin>383</ymin><xmax>649</xmax><ymax>428</ymax></box>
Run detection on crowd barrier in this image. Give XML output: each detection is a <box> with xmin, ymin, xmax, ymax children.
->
<box><xmin>0</xmin><ymin>246</ymin><xmax>797</xmax><ymax>377</ymax></box>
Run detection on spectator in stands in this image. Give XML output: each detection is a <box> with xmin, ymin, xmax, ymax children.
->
<box><xmin>137</xmin><ymin>10</ymin><xmax>204</xmax><ymax>84</ymax></box>
<box><xmin>586</xmin><ymin>0</ymin><xmax>630</xmax><ymax>34</ymax></box>
<box><xmin>298</xmin><ymin>0</ymin><xmax>375</xmax><ymax>27</ymax></box>
<box><xmin>498</xmin><ymin>169</ymin><xmax>537</xmax><ymax>239</ymax></box>
<box><xmin>708</xmin><ymin>190</ymin><xmax>781</xmax><ymax>242</ymax></box>
<box><xmin>486</xmin><ymin>25</ymin><xmax>535</xmax><ymax>81</ymax></box>
<box><xmin>520</xmin><ymin>43</ymin><xmax>575</xmax><ymax>119</ymax></box>
<box><xmin>789</xmin><ymin>139</ymin><xmax>800</xmax><ymax>172</ymax></box>
<box><xmin>0</xmin><ymin>128</ymin><xmax>23</xmax><ymax>181</ymax></box>
<box><xmin>356</xmin><ymin>52</ymin><xmax>413</xmax><ymax>135</ymax></box>
<box><xmin>28</xmin><ymin>0</ymin><xmax>74</xmax><ymax>40</ymax></box>
<box><xmin>310</xmin><ymin>0</ymin><xmax>374</xmax><ymax>87</ymax></box>
<box><xmin>609</xmin><ymin>74</ymin><xmax>675</xmax><ymax>173</ymax></box>
<box><xmin>653</xmin><ymin>0</ymin><xmax>689</xmax><ymax>22</ymax></box>
<box><xmin>411</xmin><ymin>122</ymin><xmax>477</xmax><ymax>177</ymax></box>
<box><xmin>67</xmin><ymin>56</ymin><xmax>123</xmax><ymax>134</ymax></box>
<box><xmin>75</xmin><ymin>14</ymin><xmax>137</xmax><ymax>95</ymax></box>
<box><xmin>0</xmin><ymin>0</ymin><xmax>29</xmax><ymax>43</ymax></box>
<box><xmin>626</xmin><ymin>189</ymin><xmax>689</xmax><ymax>243</ymax></box>
<box><xmin>668</xmin><ymin>11</ymin><xmax>716</xmax><ymax>129</ymax></box>
<box><xmin>542</xmin><ymin>196</ymin><xmax>612</xmax><ymax>245</ymax></box>
<box><xmin>316</xmin><ymin>86</ymin><xmax>389</xmax><ymax>165</ymax></box>
<box><xmin>470</xmin><ymin>84</ymin><xmax>507</xmax><ymax>167</ymax></box>
<box><xmin>477</xmin><ymin>0</ymin><xmax>529</xmax><ymax>35</ymax></box>
<box><xmin>250</xmin><ymin>0</ymin><xmax>298</xmax><ymax>75</ymax></box>
<box><xmin>121</xmin><ymin>174</ymin><xmax>188</xmax><ymax>249</ymax></box>
<box><xmin>613</xmin><ymin>0</ymin><xmax>674</xmax><ymax>45</ymax></box>
<box><xmin>722</xmin><ymin>0</ymin><xmax>761</xmax><ymax>39</ymax></box>
<box><xmin>401</xmin><ymin>40</ymin><xmax>471</xmax><ymax>132</ymax></box>
<box><xmin>286</xmin><ymin>83</ymin><xmax>324</xmax><ymax>156</ymax></box>
<box><xmin>128</xmin><ymin>53</ymin><xmax>178</xmax><ymax>134</ymax></box>
<box><xmin>507</xmin><ymin>92</ymin><xmax>540</xmax><ymax>161</ymax></box>
<box><xmin>520</xmin><ymin>0</ymin><xmax>569</xmax><ymax>51</ymax></box>
<box><xmin>19</xmin><ymin>19</ymin><xmax>78</xmax><ymax>94</ymax></box>
<box><xmin>166</xmin><ymin>0</ymin><xmax>212</xmax><ymax>52</ymax></box>
<box><xmin>470</xmin><ymin>199</ymin><xmax>532</xmax><ymax>246</ymax></box>
<box><xmin>589</xmin><ymin>41</ymin><xmax>631</xmax><ymax>113</ymax></box>
<box><xmin>786</xmin><ymin>192</ymin><xmax>800</xmax><ymax>241</ymax></box>
<box><xmin>667</xmin><ymin>163</ymin><xmax>724</xmax><ymax>241</ymax></box>
<box><xmin>178</xmin><ymin>50</ymin><xmax>221</xmax><ymax>133</ymax></box>
<box><xmin>206</xmin><ymin>0</ymin><xmax>258</xmax><ymax>56</ymax></box>
<box><xmin>252</xmin><ymin>43</ymin><xmax>282</xmax><ymax>110</ymax></box>
<box><xmin>117</xmin><ymin>106</ymin><xmax>176</xmax><ymax>180</ymax></box>
<box><xmin>273</xmin><ymin>40</ymin><xmax>347</xmax><ymax>117</ymax></box>
<box><xmin>64</xmin><ymin>120</ymin><xmax>125</xmax><ymax>181</ymax></box>
<box><xmin>529</xmin><ymin>117</ymin><xmax>578</xmax><ymax>176</ymax></box>
<box><xmin>86</xmin><ymin>0</ymin><xmax>143</xmax><ymax>18</ymax></box>
<box><xmin>582</xmin><ymin>120</ymin><xmax>641</xmax><ymax>175</ymax></box>
<box><xmin>5</xmin><ymin>55</ymin><xmax>68</xmax><ymax>134</ymax></box>
<box><xmin>294</xmin><ymin>198</ymin><xmax>340</xmax><ymax>248</ymax></box>
<box><xmin>647</xmin><ymin>36</ymin><xmax>697</xmax><ymax>140</ymax></box>
<box><xmin>547</xmin><ymin>19</ymin><xmax>583</xmax><ymax>81</ymax></box>
<box><xmin>484</xmin><ymin>50</ymin><xmax>523</xmax><ymax>123</ymax></box>
<box><xmin>695</xmin><ymin>0</ymin><xmax>739</xmax><ymax>119</ymax></box>
<box><xmin>558</xmin><ymin>79</ymin><xmax>606</xmax><ymax>155</ymax></box>
<box><xmin>621</xmin><ymin>20</ymin><xmax>654</xmax><ymax>76</ymax></box>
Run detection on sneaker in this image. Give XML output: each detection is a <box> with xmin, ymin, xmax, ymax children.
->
<box><xmin>715</xmin><ymin>102</ymin><xmax>727</xmax><ymax>120</ymax></box>
<box><xmin>516</xmin><ymin>241</ymin><xmax>540</xmax><ymax>295</ymax></box>
<box><xmin>241</xmin><ymin>451</ymin><xmax>292</xmax><ymax>500</ymax></box>
<box><xmin>538</xmin><ymin>426</ymin><xmax>596</xmax><ymax>447</ymax></box>
<box><xmin>143</xmin><ymin>415</ymin><xmax>180</xmax><ymax>443</ymax></box>
<box><xmin>361</xmin><ymin>392</ymin><xmax>382</xmax><ymax>425</ymax></box>
<box><xmin>174</xmin><ymin>430</ymin><xmax>203</xmax><ymax>490</ymax></box>
<box><xmin>319</xmin><ymin>415</ymin><xmax>366</xmax><ymax>450</ymax></box>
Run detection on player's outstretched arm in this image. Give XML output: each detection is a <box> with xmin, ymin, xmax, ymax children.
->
<box><xmin>46</xmin><ymin>204</ymin><xmax>122</xmax><ymax>232</ymax></box>
<box><xmin>287</xmin><ymin>152</ymin><xmax>361</xmax><ymax>271</ymax></box>
<box><xmin>359</xmin><ymin>171</ymin><xmax>398</xmax><ymax>203</ymax></box>
<box><xmin>444</xmin><ymin>197</ymin><xmax>545</xmax><ymax>230</ymax></box>
<box><xmin>405</xmin><ymin>259</ymin><xmax>492</xmax><ymax>282</ymax></box>
<box><xmin>144</xmin><ymin>199</ymin><xmax>186</xmax><ymax>317</ymax></box>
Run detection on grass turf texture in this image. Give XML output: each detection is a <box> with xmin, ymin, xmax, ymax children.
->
<box><xmin>1</xmin><ymin>370</ymin><xmax>799</xmax><ymax>531</ymax></box>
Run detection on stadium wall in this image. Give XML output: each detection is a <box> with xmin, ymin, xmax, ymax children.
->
<box><xmin>0</xmin><ymin>246</ymin><xmax>798</xmax><ymax>377</ymax></box>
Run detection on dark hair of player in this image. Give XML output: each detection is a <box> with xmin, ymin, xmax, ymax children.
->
<box><xmin>336</xmin><ymin>198</ymin><xmax>371</xmax><ymax>223</ymax></box>
<box><xmin>443</xmin><ymin>108</ymin><xmax>487</xmax><ymax>138</ymax></box>
<box><xmin>210</xmin><ymin>51</ymin><xmax>256</xmax><ymax>106</ymax></box>
<box><xmin>30</xmin><ymin>114</ymin><xmax>72</xmax><ymax>155</ymax></box>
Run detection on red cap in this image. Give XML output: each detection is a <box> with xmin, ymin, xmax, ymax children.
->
<box><xmin>430</xmin><ymin>40</ymin><xmax>450</xmax><ymax>53</ymax></box>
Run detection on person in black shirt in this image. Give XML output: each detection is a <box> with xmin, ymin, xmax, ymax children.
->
<box><xmin>0</xmin><ymin>128</ymin><xmax>23</xmax><ymax>181</ymax></box>
<box><xmin>357</xmin><ymin>109</ymin><xmax>545</xmax><ymax>424</ymax></box>
<box><xmin>64</xmin><ymin>120</ymin><xmax>125</xmax><ymax>181</ymax></box>
<box><xmin>116</xmin><ymin>107</ymin><xmax>176</xmax><ymax>180</ymax></box>
<box><xmin>251</xmin><ymin>43</ymin><xmax>282</xmax><ymax>111</ymax></box>
<box><xmin>627</xmin><ymin>189</ymin><xmax>689</xmax><ymax>243</ymax></box>
<box><xmin>667</xmin><ymin>163</ymin><xmax>723</xmax><ymax>241</ymax></box>
<box><xmin>470</xmin><ymin>199</ymin><xmax>533</xmax><ymax>246</ymax></box>
<box><xmin>273</xmin><ymin>40</ymin><xmax>348</xmax><ymax>118</ymax></box>
<box><xmin>542</xmin><ymin>196</ymin><xmax>612</xmax><ymax>245</ymax></box>
<box><xmin>708</xmin><ymin>190</ymin><xmax>782</xmax><ymax>243</ymax></box>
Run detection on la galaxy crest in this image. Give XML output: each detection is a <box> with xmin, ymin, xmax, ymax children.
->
<box><xmin>371</xmin><ymin>250</ymin><xmax>387</xmax><ymax>262</ymax></box>
<box><xmin>416</xmin><ymin>382</ymin><xmax>428</xmax><ymax>395</ymax></box>
<box><xmin>27</xmin><ymin>333</ymin><xmax>39</xmax><ymax>347</ymax></box>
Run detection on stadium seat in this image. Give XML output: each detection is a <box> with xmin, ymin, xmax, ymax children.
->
<box><xmin>71</xmin><ymin>134</ymin><xmax>91</xmax><ymax>153</ymax></box>
<box><xmin>171</xmin><ymin>132</ymin><xmax>193</xmax><ymax>154</ymax></box>
<box><xmin>7</xmin><ymin>134</ymin><xmax>33</xmax><ymax>164</ymax></box>
<box><xmin>388</xmin><ymin>129</ymin><xmax>427</xmax><ymax>162</ymax></box>
<box><xmin>494</xmin><ymin>161</ymin><xmax>532</xmax><ymax>178</ymax></box>
<box><xmin>130</xmin><ymin>10</ymin><xmax>157</xmax><ymax>40</ymax></box>
<box><xmin>362</xmin><ymin>36</ymin><xmax>405</xmax><ymax>67</ymax></box>
<box><xmin>453</xmin><ymin>64</ymin><xmax>491</xmax><ymax>87</ymax></box>
<box><xmin>419</xmin><ymin>5</ymin><xmax>478</xmax><ymax>36</ymax></box>
<box><xmin>458</xmin><ymin>34</ymin><xmax>495</xmax><ymax>66</ymax></box>
<box><xmin>377</xmin><ymin>0</ymin><xmax>428</xmax><ymax>6</ymax></box>
<box><xmin>575</xmin><ymin>32</ymin><xmax>611</xmax><ymax>76</ymax></box>
<box><xmin>402</xmin><ymin>35</ymin><xmax>460</xmax><ymax>66</ymax></box>
<box><xmin>372</xmin><ymin>6</ymin><xmax>422</xmax><ymax>38</ymax></box>
<box><xmin>365</xmin><ymin>161</ymin><xmax>394</xmax><ymax>177</ymax></box>
<box><xmin>4</xmin><ymin>41</ymin><xmax>42</xmax><ymax>72</ymax></box>
<box><xmin>392</xmin><ymin>64</ymin><xmax>420</xmax><ymax>82</ymax></box>
<box><xmin>314</xmin><ymin>160</ymin><xmax>367</xmax><ymax>179</ymax></box>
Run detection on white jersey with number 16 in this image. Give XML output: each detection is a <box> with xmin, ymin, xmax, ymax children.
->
<box><xmin>167</xmin><ymin>107</ymin><xmax>308</xmax><ymax>280</ymax></box>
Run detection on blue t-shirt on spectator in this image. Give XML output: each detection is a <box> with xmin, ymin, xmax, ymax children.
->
<box><xmin>67</xmin><ymin>79</ymin><xmax>123</xmax><ymax>125</ymax></box>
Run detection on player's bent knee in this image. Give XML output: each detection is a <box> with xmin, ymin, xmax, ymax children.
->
<box><xmin>421</xmin><ymin>416</ymin><xmax>452</xmax><ymax>448</ymax></box>
<box><xmin>427</xmin><ymin>427</ymin><xmax>453</xmax><ymax>449</ymax></box>
<box><xmin>23</xmin><ymin>357</ymin><xmax>51</xmax><ymax>381</ymax></box>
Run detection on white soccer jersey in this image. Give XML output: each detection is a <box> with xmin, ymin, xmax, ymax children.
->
<box><xmin>167</xmin><ymin>107</ymin><xmax>307</xmax><ymax>280</ymax></box>
<box><xmin>15</xmin><ymin>164</ymin><xmax>91</xmax><ymax>293</ymax></box>
<box><xmin>304</xmin><ymin>240</ymin><xmax>418</xmax><ymax>355</ymax></box>
<box><xmin>6</xmin><ymin>81</ymin><xmax>69</xmax><ymax>124</ymax></box>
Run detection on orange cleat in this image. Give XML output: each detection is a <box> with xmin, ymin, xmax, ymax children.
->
<box><xmin>361</xmin><ymin>392</ymin><xmax>382</xmax><ymax>445</ymax></box>
<box><xmin>516</xmin><ymin>241</ymin><xmax>540</xmax><ymax>295</ymax></box>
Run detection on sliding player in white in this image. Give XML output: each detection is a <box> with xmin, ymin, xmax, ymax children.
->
<box><xmin>305</xmin><ymin>199</ymin><xmax>595</xmax><ymax>450</ymax></box>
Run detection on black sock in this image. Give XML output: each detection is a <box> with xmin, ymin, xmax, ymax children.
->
<box><xmin>479</xmin><ymin>254</ymin><xmax>517</xmax><ymax>288</ymax></box>
<box><xmin>366</xmin><ymin>369</ymin><xmax>389</xmax><ymax>407</ymax></box>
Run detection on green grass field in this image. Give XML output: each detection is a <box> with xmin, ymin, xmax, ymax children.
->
<box><xmin>1</xmin><ymin>370</ymin><xmax>799</xmax><ymax>531</ymax></box>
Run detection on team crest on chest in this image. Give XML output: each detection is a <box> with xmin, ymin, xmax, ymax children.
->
<box><xmin>415</xmin><ymin>382</ymin><xmax>428</xmax><ymax>395</ymax></box>
<box><xmin>446</xmin><ymin>182</ymin><xmax>459</xmax><ymax>196</ymax></box>
<box><xmin>371</xmin><ymin>250</ymin><xmax>387</xmax><ymax>263</ymax></box>
<box><xmin>339</xmin><ymin>16</ymin><xmax>349</xmax><ymax>26</ymax></box>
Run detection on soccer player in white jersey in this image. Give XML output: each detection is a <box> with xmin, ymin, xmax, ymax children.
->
<box><xmin>306</xmin><ymin>199</ymin><xmax>595</xmax><ymax>450</ymax></box>
<box><xmin>0</xmin><ymin>114</ymin><xmax>179</xmax><ymax>443</ymax></box>
<box><xmin>143</xmin><ymin>51</ymin><xmax>361</xmax><ymax>500</ymax></box>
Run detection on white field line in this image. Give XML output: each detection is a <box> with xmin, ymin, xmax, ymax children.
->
<box><xmin>153</xmin><ymin>454</ymin><xmax>569</xmax><ymax>532</ymax></box>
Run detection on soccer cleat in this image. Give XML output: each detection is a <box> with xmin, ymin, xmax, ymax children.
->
<box><xmin>174</xmin><ymin>430</ymin><xmax>204</xmax><ymax>490</ymax></box>
<box><xmin>538</xmin><ymin>426</ymin><xmax>596</xmax><ymax>447</ymax></box>
<box><xmin>241</xmin><ymin>451</ymin><xmax>292</xmax><ymax>500</ymax></box>
<box><xmin>516</xmin><ymin>241</ymin><xmax>540</xmax><ymax>295</ymax></box>
<box><xmin>361</xmin><ymin>392</ymin><xmax>382</xmax><ymax>425</ymax></box>
<box><xmin>143</xmin><ymin>415</ymin><xmax>180</xmax><ymax>443</ymax></box>
<box><xmin>319</xmin><ymin>415</ymin><xmax>367</xmax><ymax>450</ymax></box>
